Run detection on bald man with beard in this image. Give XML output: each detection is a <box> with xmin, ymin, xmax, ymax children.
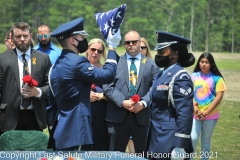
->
<box><xmin>34</xmin><ymin>24</ymin><xmax>61</xmax><ymax>65</ymax></box>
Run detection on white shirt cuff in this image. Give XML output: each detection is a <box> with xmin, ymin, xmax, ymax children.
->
<box><xmin>140</xmin><ymin>100</ymin><xmax>147</xmax><ymax>108</ymax></box>
<box><xmin>36</xmin><ymin>87</ymin><xmax>42</xmax><ymax>98</ymax></box>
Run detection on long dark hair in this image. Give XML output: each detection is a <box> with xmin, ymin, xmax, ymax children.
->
<box><xmin>170</xmin><ymin>43</ymin><xmax>195</xmax><ymax>67</ymax></box>
<box><xmin>193</xmin><ymin>52</ymin><xmax>224</xmax><ymax>79</ymax></box>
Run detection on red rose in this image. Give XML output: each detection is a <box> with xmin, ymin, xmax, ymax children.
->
<box><xmin>91</xmin><ymin>84</ymin><xmax>96</xmax><ymax>90</ymax></box>
<box><xmin>22</xmin><ymin>75</ymin><xmax>38</xmax><ymax>87</ymax></box>
<box><xmin>131</xmin><ymin>94</ymin><xmax>140</xmax><ymax>103</ymax></box>
<box><xmin>22</xmin><ymin>75</ymin><xmax>32</xmax><ymax>84</ymax></box>
<box><xmin>91</xmin><ymin>84</ymin><xmax>96</xmax><ymax>91</ymax></box>
<box><xmin>30</xmin><ymin>79</ymin><xmax>38</xmax><ymax>86</ymax></box>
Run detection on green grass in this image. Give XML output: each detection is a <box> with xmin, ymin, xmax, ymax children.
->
<box><xmin>216</xmin><ymin>60</ymin><xmax>240</xmax><ymax>71</ymax></box>
<box><xmin>194</xmin><ymin>100</ymin><xmax>240</xmax><ymax>160</ymax></box>
<box><xmin>0</xmin><ymin>44</ymin><xmax>6</xmax><ymax>53</ymax></box>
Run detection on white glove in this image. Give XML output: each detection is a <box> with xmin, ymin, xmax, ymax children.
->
<box><xmin>106</xmin><ymin>28</ymin><xmax>121</xmax><ymax>48</ymax></box>
<box><xmin>171</xmin><ymin>147</ymin><xmax>186</xmax><ymax>160</ymax></box>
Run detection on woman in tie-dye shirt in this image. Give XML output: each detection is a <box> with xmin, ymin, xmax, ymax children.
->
<box><xmin>190</xmin><ymin>52</ymin><xmax>226</xmax><ymax>160</ymax></box>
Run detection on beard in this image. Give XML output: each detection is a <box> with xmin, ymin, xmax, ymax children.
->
<box><xmin>38</xmin><ymin>38</ymin><xmax>51</xmax><ymax>49</ymax></box>
<box><xmin>14</xmin><ymin>40</ymin><xmax>31</xmax><ymax>53</ymax></box>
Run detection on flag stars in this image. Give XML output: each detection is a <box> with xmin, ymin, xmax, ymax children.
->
<box><xmin>104</xmin><ymin>22</ymin><xmax>109</xmax><ymax>32</ymax></box>
<box><xmin>116</xmin><ymin>11</ymin><xmax>122</xmax><ymax>19</ymax></box>
<box><xmin>112</xmin><ymin>29</ymin><xmax>116</xmax><ymax>34</ymax></box>
<box><xmin>95</xmin><ymin>4</ymin><xmax>127</xmax><ymax>39</ymax></box>
<box><xmin>110</xmin><ymin>17</ymin><xmax>115</xmax><ymax>27</ymax></box>
<box><xmin>95</xmin><ymin>13</ymin><xmax>100</xmax><ymax>20</ymax></box>
<box><xmin>100</xmin><ymin>13</ymin><xmax>105</xmax><ymax>19</ymax></box>
<box><xmin>106</xmin><ymin>10</ymin><xmax>113</xmax><ymax>16</ymax></box>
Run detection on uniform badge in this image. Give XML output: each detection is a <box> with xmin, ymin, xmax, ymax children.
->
<box><xmin>180</xmin><ymin>87</ymin><xmax>192</xmax><ymax>96</ymax></box>
<box><xmin>180</xmin><ymin>74</ymin><xmax>190</xmax><ymax>79</ymax></box>
<box><xmin>88</xmin><ymin>66</ymin><xmax>94</xmax><ymax>70</ymax></box>
<box><xmin>157</xmin><ymin>84</ymin><xmax>169</xmax><ymax>90</ymax></box>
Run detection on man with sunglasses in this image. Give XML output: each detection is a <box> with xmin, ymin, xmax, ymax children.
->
<box><xmin>34</xmin><ymin>24</ymin><xmax>61</xmax><ymax>65</ymax></box>
<box><xmin>103</xmin><ymin>30</ymin><xmax>159</xmax><ymax>153</ymax></box>
<box><xmin>47</xmin><ymin>17</ymin><xmax>121</xmax><ymax>151</ymax></box>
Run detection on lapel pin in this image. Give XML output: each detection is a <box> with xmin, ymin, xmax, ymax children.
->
<box><xmin>32</xmin><ymin>57</ymin><xmax>36</xmax><ymax>65</ymax></box>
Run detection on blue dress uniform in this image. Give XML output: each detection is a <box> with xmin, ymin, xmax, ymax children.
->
<box><xmin>46</xmin><ymin>17</ymin><xmax>119</xmax><ymax>150</ymax></box>
<box><xmin>147</xmin><ymin>31</ymin><xmax>194</xmax><ymax>160</ymax></box>
<box><xmin>148</xmin><ymin>64</ymin><xmax>194</xmax><ymax>157</ymax></box>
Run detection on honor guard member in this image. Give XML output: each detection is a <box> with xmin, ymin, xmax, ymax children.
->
<box><xmin>46</xmin><ymin>17</ymin><xmax>121</xmax><ymax>151</ymax></box>
<box><xmin>147</xmin><ymin>31</ymin><xmax>195</xmax><ymax>160</ymax></box>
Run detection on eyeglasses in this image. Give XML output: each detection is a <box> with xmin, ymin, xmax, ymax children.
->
<box><xmin>37</xmin><ymin>34</ymin><xmax>50</xmax><ymax>39</ymax></box>
<box><xmin>90</xmin><ymin>48</ymin><xmax>103</xmax><ymax>54</ymax></box>
<box><xmin>141</xmin><ymin>46</ymin><xmax>147</xmax><ymax>50</ymax></box>
<box><xmin>124</xmin><ymin>40</ymin><xmax>139</xmax><ymax>45</ymax></box>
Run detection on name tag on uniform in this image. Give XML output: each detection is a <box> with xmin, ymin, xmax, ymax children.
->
<box><xmin>88</xmin><ymin>66</ymin><xmax>94</xmax><ymax>70</ymax></box>
<box><xmin>157</xmin><ymin>85</ymin><xmax>169</xmax><ymax>90</ymax></box>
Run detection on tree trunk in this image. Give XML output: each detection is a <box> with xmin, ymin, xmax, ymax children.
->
<box><xmin>205</xmin><ymin>1</ymin><xmax>210</xmax><ymax>52</ymax></box>
<box><xmin>20</xmin><ymin>0</ymin><xmax>24</xmax><ymax>21</ymax></box>
<box><xmin>166</xmin><ymin>10</ymin><xmax>173</xmax><ymax>32</ymax></box>
<box><xmin>189</xmin><ymin>0</ymin><xmax>194</xmax><ymax>52</ymax></box>
<box><xmin>231</xmin><ymin>14</ymin><xmax>234</xmax><ymax>53</ymax></box>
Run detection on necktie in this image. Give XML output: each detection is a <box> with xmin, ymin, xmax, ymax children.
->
<box><xmin>129</xmin><ymin>58</ymin><xmax>137</xmax><ymax>97</ymax></box>
<box><xmin>21</xmin><ymin>54</ymin><xmax>31</xmax><ymax>109</ymax></box>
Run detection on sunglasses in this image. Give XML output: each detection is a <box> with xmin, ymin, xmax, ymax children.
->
<box><xmin>141</xmin><ymin>46</ymin><xmax>147</xmax><ymax>50</ymax></box>
<box><xmin>37</xmin><ymin>34</ymin><xmax>50</xmax><ymax>39</ymax></box>
<box><xmin>90</xmin><ymin>48</ymin><xmax>103</xmax><ymax>54</ymax></box>
<box><xmin>124</xmin><ymin>40</ymin><xmax>139</xmax><ymax>45</ymax></box>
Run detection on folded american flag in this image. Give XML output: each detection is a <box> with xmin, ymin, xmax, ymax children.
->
<box><xmin>95</xmin><ymin>4</ymin><xmax>127</xmax><ymax>40</ymax></box>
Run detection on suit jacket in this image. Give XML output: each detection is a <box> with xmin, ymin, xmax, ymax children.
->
<box><xmin>104</xmin><ymin>54</ymin><xmax>159</xmax><ymax>126</ymax></box>
<box><xmin>47</xmin><ymin>49</ymin><xmax>119</xmax><ymax>150</ymax></box>
<box><xmin>0</xmin><ymin>48</ymin><xmax>51</xmax><ymax>131</ymax></box>
<box><xmin>148</xmin><ymin>63</ymin><xmax>194</xmax><ymax>158</ymax></box>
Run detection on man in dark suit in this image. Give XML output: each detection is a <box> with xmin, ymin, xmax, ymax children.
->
<box><xmin>47</xmin><ymin>17</ymin><xmax>121</xmax><ymax>151</ymax></box>
<box><xmin>103</xmin><ymin>30</ymin><xmax>159</xmax><ymax>153</ymax></box>
<box><xmin>0</xmin><ymin>22</ymin><xmax>51</xmax><ymax>134</ymax></box>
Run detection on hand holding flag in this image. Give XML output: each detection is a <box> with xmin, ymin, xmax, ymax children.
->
<box><xmin>95</xmin><ymin>4</ymin><xmax>127</xmax><ymax>48</ymax></box>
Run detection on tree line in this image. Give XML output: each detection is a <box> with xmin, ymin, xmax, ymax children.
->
<box><xmin>1</xmin><ymin>0</ymin><xmax>239</xmax><ymax>53</ymax></box>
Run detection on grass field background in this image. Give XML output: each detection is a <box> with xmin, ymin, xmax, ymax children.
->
<box><xmin>0</xmin><ymin>44</ymin><xmax>239</xmax><ymax>159</ymax></box>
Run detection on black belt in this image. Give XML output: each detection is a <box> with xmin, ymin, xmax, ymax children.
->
<box><xmin>20</xmin><ymin>109</ymin><xmax>34</xmax><ymax>114</ymax></box>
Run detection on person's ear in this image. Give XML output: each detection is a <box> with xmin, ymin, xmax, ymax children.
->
<box><xmin>173</xmin><ymin>51</ymin><xmax>179</xmax><ymax>58</ymax></box>
<box><xmin>30</xmin><ymin>33</ymin><xmax>33</xmax><ymax>39</ymax></box>
<box><xmin>69</xmin><ymin>37</ymin><xmax>75</xmax><ymax>45</ymax></box>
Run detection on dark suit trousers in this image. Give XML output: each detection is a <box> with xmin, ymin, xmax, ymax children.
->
<box><xmin>107</xmin><ymin>112</ymin><xmax>149</xmax><ymax>153</ymax></box>
<box><xmin>15</xmin><ymin>110</ymin><xmax>41</xmax><ymax>131</ymax></box>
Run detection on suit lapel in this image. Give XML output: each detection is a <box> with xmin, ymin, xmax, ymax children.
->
<box><xmin>120</xmin><ymin>54</ymin><xmax>129</xmax><ymax>90</ymax></box>
<box><xmin>9</xmin><ymin>49</ymin><xmax>21</xmax><ymax>91</ymax></box>
<box><xmin>31</xmin><ymin>49</ymin><xmax>37</xmax><ymax>76</ymax></box>
<box><xmin>135</xmin><ymin>55</ymin><xmax>146</xmax><ymax>92</ymax></box>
